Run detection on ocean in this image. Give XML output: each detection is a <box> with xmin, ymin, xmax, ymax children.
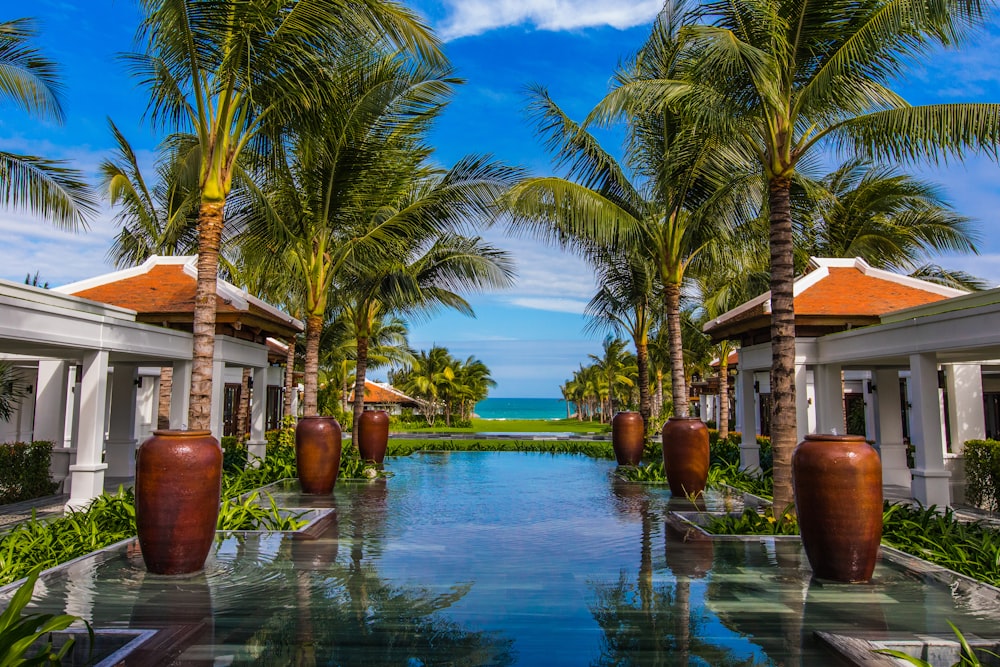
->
<box><xmin>473</xmin><ymin>397</ymin><xmax>572</xmax><ymax>420</ymax></box>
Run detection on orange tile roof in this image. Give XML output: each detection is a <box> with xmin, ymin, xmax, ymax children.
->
<box><xmin>795</xmin><ymin>268</ymin><xmax>950</xmax><ymax>316</ymax></box>
<box><xmin>703</xmin><ymin>257</ymin><xmax>966</xmax><ymax>341</ymax></box>
<box><xmin>58</xmin><ymin>257</ymin><xmax>301</xmax><ymax>338</ymax></box>
<box><xmin>350</xmin><ymin>380</ymin><xmax>418</xmax><ymax>404</ymax></box>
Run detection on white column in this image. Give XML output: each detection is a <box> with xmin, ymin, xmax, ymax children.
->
<box><xmin>247</xmin><ymin>366</ymin><xmax>268</xmax><ymax>466</ymax></box>
<box><xmin>909</xmin><ymin>353</ymin><xmax>951</xmax><ymax>507</ymax></box>
<box><xmin>210</xmin><ymin>359</ymin><xmax>226</xmax><ymax>441</ymax></box>
<box><xmin>66</xmin><ymin>350</ymin><xmax>110</xmax><ymax>510</ymax></box>
<box><xmin>105</xmin><ymin>364</ymin><xmax>138</xmax><ymax>479</ymax></box>
<box><xmin>169</xmin><ymin>360</ymin><xmax>192</xmax><ymax>429</ymax></box>
<box><xmin>738</xmin><ymin>370</ymin><xmax>760</xmax><ymax>470</ymax></box>
<box><xmin>874</xmin><ymin>369</ymin><xmax>910</xmax><ymax>487</ymax></box>
<box><xmin>945</xmin><ymin>364</ymin><xmax>985</xmax><ymax>454</ymax></box>
<box><xmin>814</xmin><ymin>363</ymin><xmax>844</xmax><ymax>435</ymax></box>
<box><xmin>795</xmin><ymin>363</ymin><xmax>811</xmax><ymax>443</ymax></box>
<box><xmin>33</xmin><ymin>360</ymin><xmax>68</xmax><ymax>445</ymax></box>
<box><xmin>699</xmin><ymin>395</ymin><xmax>709</xmax><ymax>422</ymax></box>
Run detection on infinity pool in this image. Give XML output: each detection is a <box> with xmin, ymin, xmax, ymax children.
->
<box><xmin>8</xmin><ymin>452</ymin><xmax>1000</xmax><ymax>665</ymax></box>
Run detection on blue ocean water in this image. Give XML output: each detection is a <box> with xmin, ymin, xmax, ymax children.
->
<box><xmin>473</xmin><ymin>397</ymin><xmax>572</xmax><ymax>420</ymax></box>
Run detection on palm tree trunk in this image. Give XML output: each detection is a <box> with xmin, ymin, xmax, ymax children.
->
<box><xmin>157</xmin><ymin>366</ymin><xmax>172</xmax><ymax>430</ymax></box>
<box><xmin>636</xmin><ymin>339</ymin><xmax>651</xmax><ymax>435</ymax></box>
<box><xmin>718</xmin><ymin>354</ymin><xmax>729</xmax><ymax>440</ymax></box>
<box><xmin>236</xmin><ymin>367</ymin><xmax>251</xmax><ymax>440</ymax></box>
<box><xmin>189</xmin><ymin>200</ymin><xmax>225</xmax><ymax>430</ymax></box>
<box><xmin>341</xmin><ymin>360</ymin><xmax>349</xmax><ymax>414</ymax></box>
<box><xmin>656</xmin><ymin>369</ymin><xmax>664</xmax><ymax>419</ymax></box>
<box><xmin>351</xmin><ymin>336</ymin><xmax>370</xmax><ymax>448</ymax></box>
<box><xmin>665</xmin><ymin>282</ymin><xmax>687</xmax><ymax>418</ymax></box>
<box><xmin>283</xmin><ymin>339</ymin><xmax>295</xmax><ymax>419</ymax></box>
<box><xmin>769</xmin><ymin>176</ymin><xmax>797</xmax><ymax>512</ymax></box>
<box><xmin>303</xmin><ymin>314</ymin><xmax>322</xmax><ymax>417</ymax></box>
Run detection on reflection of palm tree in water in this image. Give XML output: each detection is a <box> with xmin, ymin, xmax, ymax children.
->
<box><xmin>233</xmin><ymin>482</ymin><xmax>515</xmax><ymax>665</ymax></box>
<box><xmin>591</xmin><ymin>496</ymin><xmax>757</xmax><ymax>666</ymax></box>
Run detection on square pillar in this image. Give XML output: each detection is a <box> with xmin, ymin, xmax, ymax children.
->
<box><xmin>247</xmin><ymin>366</ymin><xmax>268</xmax><ymax>466</ymax></box>
<box><xmin>67</xmin><ymin>350</ymin><xmax>110</xmax><ymax>510</ymax></box>
<box><xmin>874</xmin><ymin>369</ymin><xmax>910</xmax><ymax>487</ymax></box>
<box><xmin>945</xmin><ymin>364</ymin><xmax>985</xmax><ymax>454</ymax></box>
<box><xmin>795</xmin><ymin>363</ymin><xmax>810</xmax><ymax>443</ymax></box>
<box><xmin>738</xmin><ymin>369</ymin><xmax>760</xmax><ymax>471</ymax></box>
<box><xmin>814</xmin><ymin>364</ymin><xmax>844</xmax><ymax>435</ymax></box>
<box><xmin>105</xmin><ymin>364</ymin><xmax>139</xmax><ymax>479</ymax></box>
<box><xmin>909</xmin><ymin>353</ymin><xmax>951</xmax><ymax>507</ymax></box>
<box><xmin>170</xmin><ymin>360</ymin><xmax>192</xmax><ymax>429</ymax></box>
<box><xmin>210</xmin><ymin>359</ymin><xmax>226</xmax><ymax>442</ymax></box>
<box><xmin>33</xmin><ymin>360</ymin><xmax>68</xmax><ymax>445</ymax></box>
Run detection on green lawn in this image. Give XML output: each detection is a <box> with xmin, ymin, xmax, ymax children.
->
<box><xmin>393</xmin><ymin>418</ymin><xmax>610</xmax><ymax>434</ymax></box>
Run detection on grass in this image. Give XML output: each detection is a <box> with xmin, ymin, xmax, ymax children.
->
<box><xmin>393</xmin><ymin>418</ymin><xmax>610</xmax><ymax>434</ymax></box>
<box><xmin>387</xmin><ymin>438</ymin><xmax>615</xmax><ymax>459</ymax></box>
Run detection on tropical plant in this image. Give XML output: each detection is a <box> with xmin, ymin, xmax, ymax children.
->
<box><xmin>876</xmin><ymin>621</ymin><xmax>1000</xmax><ymax>666</ymax></box>
<box><xmin>0</xmin><ymin>363</ymin><xmax>28</xmax><ymax>423</ymax></box>
<box><xmin>588</xmin><ymin>337</ymin><xmax>637</xmax><ymax>421</ymax></box>
<box><xmin>0</xmin><ymin>18</ymin><xmax>95</xmax><ymax>228</ymax></box>
<box><xmin>0</xmin><ymin>566</ymin><xmax>90</xmax><ymax>666</ymax></box>
<box><xmin>593</xmin><ymin>0</ymin><xmax>1000</xmax><ymax>510</ymax></box>
<box><xmin>127</xmin><ymin>0</ymin><xmax>443</xmax><ymax>429</ymax></box>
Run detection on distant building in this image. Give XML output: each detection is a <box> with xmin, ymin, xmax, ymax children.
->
<box><xmin>349</xmin><ymin>379</ymin><xmax>420</xmax><ymax>415</ymax></box>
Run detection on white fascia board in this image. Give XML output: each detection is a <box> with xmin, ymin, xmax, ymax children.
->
<box><xmin>2</xmin><ymin>280</ymin><xmax>136</xmax><ymax>321</ymax></box>
<box><xmin>817</xmin><ymin>301</ymin><xmax>1000</xmax><ymax>365</ymax></box>
<box><xmin>850</xmin><ymin>257</ymin><xmax>967</xmax><ymax>298</ymax></box>
<box><xmin>214</xmin><ymin>335</ymin><xmax>268</xmax><ymax>367</ymax></box>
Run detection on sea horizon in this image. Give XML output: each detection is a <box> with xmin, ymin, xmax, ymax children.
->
<box><xmin>473</xmin><ymin>397</ymin><xmax>573</xmax><ymax>421</ymax></box>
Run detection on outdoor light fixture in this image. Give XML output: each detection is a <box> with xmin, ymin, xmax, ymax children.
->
<box><xmin>753</xmin><ymin>380</ymin><xmax>760</xmax><ymax>393</ymax></box>
<box><xmin>134</xmin><ymin>377</ymin><xmax>143</xmax><ymax>388</ymax></box>
<box><xmin>867</xmin><ymin>380</ymin><xmax>876</xmax><ymax>393</ymax></box>
<box><xmin>247</xmin><ymin>376</ymin><xmax>254</xmax><ymax>389</ymax></box>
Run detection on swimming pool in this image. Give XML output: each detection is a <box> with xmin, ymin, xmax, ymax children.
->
<box><xmin>7</xmin><ymin>452</ymin><xmax>1000</xmax><ymax>665</ymax></box>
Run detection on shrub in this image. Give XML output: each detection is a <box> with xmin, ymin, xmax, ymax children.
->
<box><xmin>964</xmin><ymin>439</ymin><xmax>1000</xmax><ymax>511</ymax></box>
<box><xmin>0</xmin><ymin>441</ymin><xmax>58</xmax><ymax>503</ymax></box>
<box><xmin>221</xmin><ymin>437</ymin><xmax>247</xmax><ymax>471</ymax></box>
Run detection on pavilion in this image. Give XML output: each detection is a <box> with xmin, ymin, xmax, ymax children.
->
<box><xmin>0</xmin><ymin>255</ymin><xmax>301</xmax><ymax>509</ymax></box>
<box><xmin>704</xmin><ymin>256</ymin><xmax>1000</xmax><ymax>507</ymax></box>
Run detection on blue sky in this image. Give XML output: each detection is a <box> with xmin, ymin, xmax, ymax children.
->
<box><xmin>2</xmin><ymin>1</ymin><xmax>1000</xmax><ymax>397</ymax></box>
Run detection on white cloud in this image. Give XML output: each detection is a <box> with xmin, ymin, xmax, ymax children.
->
<box><xmin>436</xmin><ymin>0</ymin><xmax>662</xmax><ymax>40</ymax></box>
<box><xmin>506</xmin><ymin>296</ymin><xmax>590</xmax><ymax>314</ymax></box>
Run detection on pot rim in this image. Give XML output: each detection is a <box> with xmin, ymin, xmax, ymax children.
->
<box><xmin>151</xmin><ymin>429</ymin><xmax>213</xmax><ymax>437</ymax></box>
<box><xmin>803</xmin><ymin>433</ymin><xmax>868</xmax><ymax>442</ymax></box>
<box><xmin>666</xmin><ymin>416</ymin><xmax>704</xmax><ymax>421</ymax></box>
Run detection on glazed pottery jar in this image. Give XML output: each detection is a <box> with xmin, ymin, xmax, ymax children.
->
<box><xmin>357</xmin><ymin>410</ymin><xmax>390</xmax><ymax>464</ymax></box>
<box><xmin>295</xmin><ymin>416</ymin><xmax>343</xmax><ymax>494</ymax></box>
<box><xmin>661</xmin><ymin>417</ymin><xmax>710</xmax><ymax>497</ymax></box>
<box><xmin>611</xmin><ymin>411</ymin><xmax>645</xmax><ymax>466</ymax></box>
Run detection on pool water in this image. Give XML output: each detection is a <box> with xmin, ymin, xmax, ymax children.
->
<box><xmin>8</xmin><ymin>452</ymin><xmax>1000</xmax><ymax>665</ymax></box>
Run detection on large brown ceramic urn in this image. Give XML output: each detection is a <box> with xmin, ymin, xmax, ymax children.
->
<box><xmin>611</xmin><ymin>411</ymin><xmax>645</xmax><ymax>466</ymax></box>
<box><xmin>357</xmin><ymin>410</ymin><xmax>390</xmax><ymax>464</ymax></box>
<box><xmin>295</xmin><ymin>416</ymin><xmax>342</xmax><ymax>494</ymax></box>
<box><xmin>135</xmin><ymin>430</ymin><xmax>222</xmax><ymax>575</ymax></box>
<box><xmin>792</xmin><ymin>434</ymin><xmax>883</xmax><ymax>583</ymax></box>
<box><xmin>661</xmin><ymin>417</ymin><xmax>710</xmax><ymax>498</ymax></box>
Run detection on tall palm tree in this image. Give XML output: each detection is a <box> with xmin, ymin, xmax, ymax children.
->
<box><xmin>127</xmin><ymin>0</ymin><xmax>443</xmax><ymax>430</ymax></box>
<box><xmin>508</xmin><ymin>10</ymin><xmax>744</xmax><ymax>423</ymax></box>
<box><xmin>453</xmin><ymin>356</ymin><xmax>496</xmax><ymax>422</ymax></box>
<box><xmin>585</xmin><ymin>249</ymin><xmax>659</xmax><ymax>431</ymax></box>
<box><xmin>395</xmin><ymin>346</ymin><xmax>454</xmax><ymax>426</ymax></box>
<box><xmin>0</xmin><ymin>18</ymin><xmax>94</xmax><ymax>228</ymax></box>
<box><xmin>595</xmin><ymin>0</ymin><xmax>1000</xmax><ymax>509</ymax></box>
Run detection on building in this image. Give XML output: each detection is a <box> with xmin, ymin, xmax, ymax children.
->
<box><xmin>704</xmin><ymin>256</ymin><xmax>1000</xmax><ymax>507</ymax></box>
<box><xmin>0</xmin><ymin>256</ymin><xmax>301</xmax><ymax>508</ymax></box>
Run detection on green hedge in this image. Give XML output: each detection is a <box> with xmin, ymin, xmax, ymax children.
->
<box><xmin>707</xmin><ymin>430</ymin><xmax>772</xmax><ymax>471</ymax></box>
<box><xmin>0</xmin><ymin>441</ymin><xmax>58</xmax><ymax>504</ymax></box>
<box><xmin>964</xmin><ymin>439</ymin><xmax>1000</xmax><ymax>511</ymax></box>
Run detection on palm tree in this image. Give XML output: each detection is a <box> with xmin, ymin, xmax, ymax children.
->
<box><xmin>100</xmin><ymin>120</ymin><xmax>201</xmax><ymax>267</ymax></box>
<box><xmin>453</xmin><ymin>356</ymin><xmax>496</xmax><ymax>422</ymax></box>
<box><xmin>588</xmin><ymin>337</ymin><xmax>636</xmax><ymax>422</ymax></box>
<box><xmin>595</xmin><ymin>0</ymin><xmax>1000</xmax><ymax>509</ymax></box>
<box><xmin>0</xmin><ymin>18</ymin><xmax>94</xmax><ymax>228</ymax></box>
<box><xmin>507</xmin><ymin>11</ymin><xmax>743</xmax><ymax>424</ymax></box>
<box><xmin>127</xmin><ymin>0</ymin><xmax>443</xmax><ymax>430</ymax></box>
<box><xmin>798</xmin><ymin>159</ymin><xmax>984</xmax><ymax>287</ymax></box>
<box><xmin>339</xmin><ymin>218</ymin><xmax>516</xmax><ymax>444</ymax></box>
<box><xmin>585</xmin><ymin>248</ymin><xmax>660</xmax><ymax>431</ymax></box>
<box><xmin>396</xmin><ymin>346</ymin><xmax>455</xmax><ymax>426</ymax></box>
